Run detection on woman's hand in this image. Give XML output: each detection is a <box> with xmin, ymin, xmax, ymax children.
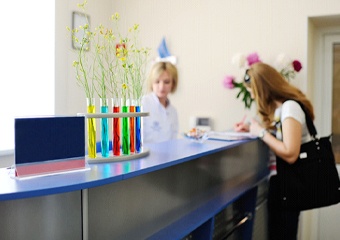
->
<box><xmin>249</xmin><ymin>119</ymin><xmax>264</xmax><ymax>136</ymax></box>
<box><xmin>234</xmin><ymin>121</ymin><xmax>250</xmax><ymax>132</ymax></box>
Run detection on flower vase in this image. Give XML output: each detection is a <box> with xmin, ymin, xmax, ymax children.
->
<box><xmin>135</xmin><ymin>100</ymin><xmax>142</xmax><ymax>153</ymax></box>
<box><xmin>121</xmin><ymin>99</ymin><xmax>130</xmax><ymax>155</ymax></box>
<box><xmin>100</xmin><ymin>98</ymin><xmax>109</xmax><ymax>157</ymax></box>
<box><xmin>112</xmin><ymin>98</ymin><xmax>121</xmax><ymax>156</ymax></box>
<box><xmin>87</xmin><ymin>98</ymin><xmax>96</xmax><ymax>158</ymax></box>
<box><xmin>129</xmin><ymin>99</ymin><xmax>136</xmax><ymax>153</ymax></box>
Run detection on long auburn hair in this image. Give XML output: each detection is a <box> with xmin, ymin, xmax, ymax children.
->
<box><xmin>245</xmin><ymin>62</ymin><xmax>314</xmax><ymax>129</ymax></box>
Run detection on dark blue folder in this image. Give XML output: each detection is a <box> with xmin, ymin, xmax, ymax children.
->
<box><xmin>15</xmin><ymin>116</ymin><xmax>85</xmax><ymax>165</ymax></box>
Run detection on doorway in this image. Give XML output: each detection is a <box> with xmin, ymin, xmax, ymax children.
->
<box><xmin>321</xmin><ymin>33</ymin><xmax>340</xmax><ymax>164</ymax></box>
<box><xmin>302</xmin><ymin>17</ymin><xmax>340</xmax><ymax>240</ymax></box>
<box><xmin>332</xmin><ymin>43</ymin><xmax>340</xmax><ymax>164</ymax></box>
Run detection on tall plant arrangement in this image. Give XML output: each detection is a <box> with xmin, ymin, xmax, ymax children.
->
<box><xmin>126</xmin><ymin>24</ymin><xmax>150</xmax><ymax>105</ymax></box>
<box><xmin>68</xmin><ymin>2</ymin><xmax>95</xmax><ymax>104</ymax></box>
<box><xmin>114</xmin><ymin>25</ymin><xmax>150</xmax><ymax>105</ymax></box>
<box><xmin>68</xmin><ymin>1</ymin><xmax>150</xmax><ymax>105</ymax></box>
<box><xmin>68</xmin><ymin>0</ymin><xmax>150</xmax><ymax>157</ymax></box>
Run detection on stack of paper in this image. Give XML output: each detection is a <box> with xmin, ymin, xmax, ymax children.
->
<box><xmin>207</xmin><ymin>131</ymin><xmax>257</xmax><ymax>141</ymax></box>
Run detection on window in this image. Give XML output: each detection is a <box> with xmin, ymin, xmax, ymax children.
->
<box><xmin>0</xmin><ymin>1</ymin><xmax>55</xmax><ymax>154</ymax></box>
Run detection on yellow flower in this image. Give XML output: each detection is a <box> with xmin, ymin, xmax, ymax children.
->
<box><xmin>129</xmin><ymin>24</ymin><xmax>139</xmax><ymax>32</ymax></box>
<box><xmin>122</xmin><ymin>83</ymin><xmax>128</xmax><ymax>89</ymax></box>
<box><xmin>73</xmin><ymin>61</ymin><xmax>79</xmax><ymax>67</ymax></box>
<box><xmin>77</xmin><ymin>0</ymin><xmax>88</xmax><ymax>10</ymax></box>
<box><xmin>111</xmin><ymin>12</ymin><xmax>120</xmax><ymax>21</ymax></box>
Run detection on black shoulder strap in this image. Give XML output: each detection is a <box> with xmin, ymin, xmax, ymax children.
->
<box><xmin>294</xmin><ymin>101</ymin><xmax>317</xmax><ymax>138</ymax></box>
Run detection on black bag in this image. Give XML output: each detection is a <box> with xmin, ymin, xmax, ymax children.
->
<box><xmin>276</xmin><ymin>102</ymin><xmax>340</xmax><ymax>211</ymax></box>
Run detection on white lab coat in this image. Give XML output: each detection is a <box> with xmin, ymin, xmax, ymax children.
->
<box><xmin>141</xmin><ymin>93</ymin><xmax>179</xmax><ymax>143</ymax></box>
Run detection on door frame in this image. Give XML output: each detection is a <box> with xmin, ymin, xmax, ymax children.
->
<box><xmin>300</xmin><ymin>22</ymin><xmax>340</xmax><ymax>240</ymax></box>
<box><xmin>312</xmin><ymin>26</ymin><xmax>340</xmax><ymax>240</ymax></box>
<box><xmin>314</xmin><ymin>29</ymin><xmax>340</xmax><ymax>136</ymax></box>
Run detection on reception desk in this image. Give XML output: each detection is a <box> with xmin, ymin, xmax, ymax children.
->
<box><xmin>0</xmin><ymin>138</ymin><xmax>269</xmax><ymax>240</ymax></box>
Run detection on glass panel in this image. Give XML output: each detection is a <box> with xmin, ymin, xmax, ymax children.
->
<box><xmin>0</xmin><ymin>1</ymin><xmax>55</xmax><ymax>153</ymax></box>
<box><xmin>332</xmin><ymin>43</ymin><xmax>340</xmax><ymax>164</ymax></box>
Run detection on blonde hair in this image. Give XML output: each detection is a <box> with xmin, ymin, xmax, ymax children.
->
<box><xmin>245</xmin><ymin>62</ymin><xmax>314</xmax><ymax>129</ymax></box>
<box><xmin>147</xmin><ymin>62</ymin><xmax>178</xmax><ymax>93</ymax></box>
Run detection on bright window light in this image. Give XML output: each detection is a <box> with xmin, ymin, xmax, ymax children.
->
<box><xmin>0</xmin><ymin>1</ymin><xmax>55</xmax><ymax>154</ymax></box>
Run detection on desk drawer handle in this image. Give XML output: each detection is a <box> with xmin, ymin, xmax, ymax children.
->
<box><xmin>222</xmin><ymin>212</ymin><xmax>252</xmax><ymax>240</ymax></box>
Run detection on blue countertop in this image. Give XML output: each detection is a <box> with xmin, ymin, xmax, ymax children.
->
<box><xmin>0</xmin><ymin>138</ymin><xmax>253</xmax><ymax>201</ymax></box>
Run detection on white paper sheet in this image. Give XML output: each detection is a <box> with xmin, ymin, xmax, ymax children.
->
<box><xmin>208</xmin><ymin>131</ymin><xmax>257</xmax><ymax>141</ymax></box>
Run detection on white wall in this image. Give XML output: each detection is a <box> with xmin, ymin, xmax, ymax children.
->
<box><xmin>56</xmin><ymin>0</ymin><xmax>340</xmax><ymax>134</ymax></box>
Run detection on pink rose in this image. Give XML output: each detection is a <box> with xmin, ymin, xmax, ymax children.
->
<box><xmin>292</xmin><ymin>60</ymin><xmax>302</xmax><ymax>72</ymax></box>
<box><xmin>246</xmin><ymin>52</ymin><xmax>261</xmax><ymax>66</ymax></box>
<box><xmin>223</xmin><ymin>75</ymin><xmax>235</xmax><ymax>89</ymax></box>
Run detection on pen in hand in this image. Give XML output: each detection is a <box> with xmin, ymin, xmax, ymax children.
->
<box><xmin>234</xmin><ymin>115</ymin><xmax>249</xmax><ymax>132</ymax></box>
<box><xmin>241</xmin><ymin>114</ymin><xmax>247</xmax><ymax>124</ymax></box>
<box><xmin>236</xmin><ymin>114</ymin><xmax>246</xmax><ymax>126</ymax></box>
